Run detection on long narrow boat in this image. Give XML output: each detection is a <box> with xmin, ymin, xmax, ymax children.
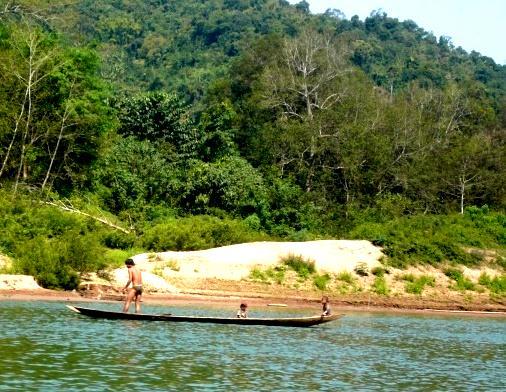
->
<box><xmin>66</xmin><ymin>305</ymin><xmax>341</xmax><ymax>327</ymax></box>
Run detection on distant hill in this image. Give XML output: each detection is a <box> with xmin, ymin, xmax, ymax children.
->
<box><xmin>42</xmin><ymin>0</ymin><xmax>504</xmax><ymax>111</ymax></box>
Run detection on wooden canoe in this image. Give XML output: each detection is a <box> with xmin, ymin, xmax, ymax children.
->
<box><xmin>66</xmin><ymin>305</ymin><xmax>341</xmax><ymax>327</ymax></box>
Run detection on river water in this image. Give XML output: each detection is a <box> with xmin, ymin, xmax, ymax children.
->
<box><xmin>0</xmin><ymin>301</ymin><xmax>504</xmax><ymax>391</ymax></box>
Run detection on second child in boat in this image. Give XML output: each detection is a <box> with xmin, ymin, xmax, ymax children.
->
<box><xmin>122</xmin><ymin>258</ymin><xmax>143</xmax><ymax>313</ymax></box>
<box><xmin>321</xmin><ymin>296</ymin><xmax>331</xmax><ymax>316</ymax></box>
<box><xmin>237</xmin><ymin>303</ymin><xmax>248</xmax><ymax>318</ymax></box>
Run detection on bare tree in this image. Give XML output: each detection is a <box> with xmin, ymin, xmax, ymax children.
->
<box><xmin>41</xmin><ymin>85</ymin><xmax>77</xmax><ymax>192</ymax></box>
<box><xmin>260</xmin><ymin>28</ymin><xmax>350</xmax><ymax>191</ymax></box>
<box><xmin>261</xmin><ymin>29</ymin><xmax>349</xmax><ymax>121</ymax></box>
<box><xmin>0</xmin><ymin>0</ymin><xmax>52</xmax><ymax>26</ymax></box>
<box><xmin>0</xmin><ymin>23</ymin><xmax>61</xmax><ymax>193</ymax></box>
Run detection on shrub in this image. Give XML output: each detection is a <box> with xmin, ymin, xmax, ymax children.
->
<box><xmin>313</xmin><ymin>274</ymin><xmax>331</xmax><ymax>290</ymax></box>
<box><xmin>103</xmin><ymin>231</ymin><xmax>136</xmax><ymax>249</ymax></box>
<box><xmin>398</xmin><ymin>273</ymin><xmax>415</xmax><ymax>282</ymax></box>
<box><xmin>371</xmin><ymin>267</ymin><xmax>389</xmax><ymax>277</ymax></box>
<box><xmin>281</xmin><ymin>254</ymin><xmax>316</xmax><ymax>279</ymax></box>
<box><xmin>249</xmin><ymin>266</ymin><xmax>285</xmax><ymax>284</ymax></box>
<box><xmin>14</xmin><ymin>236</ymin><xmax>86</xmax><ymax>290</ymax></box>
<box><xmin>444</xmin><ymin>268</ymin><xmax>464</xmax><ymax>281</ymax></box>
<box><xmin>496</xmin><ymin>254</ymin><xmax>506</xmax><ymax>270</ymax></box>
<box><xmin>243</xmin><ymin>214</ymin><xmax>261</xmax><ymax>231</ymax></box>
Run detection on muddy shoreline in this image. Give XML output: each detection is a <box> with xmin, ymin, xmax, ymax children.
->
<box><xmin>1</xmin><ymin>289</ymin><xmax>505</xmax><ymax>318</ymax></box>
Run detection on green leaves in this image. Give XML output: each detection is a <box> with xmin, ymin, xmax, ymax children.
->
<box><xmin>116</xmin><ymin>92</ymin><xmax>200</xmax><ymax>158</ymax></box>
<box><xmin>93</xmin><ymin>136</ymin><xmax>180</xmax><ymax>212</ymax></box>
<box><xmin>182</xmin><ymin>156</ymin><xmax>267</xmax><ymax>216</ymax></box>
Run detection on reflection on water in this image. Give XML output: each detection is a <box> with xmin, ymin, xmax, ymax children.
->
<box><xmin>0</xmin><ymin>301</ymin><xmax>505</xmax><ymax>391</ymax></box>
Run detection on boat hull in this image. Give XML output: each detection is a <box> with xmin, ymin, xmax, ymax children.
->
<box><xmin>67</xmin><ymin>305</ymin><xmax>340</xmax><ymax>327</ymax></box>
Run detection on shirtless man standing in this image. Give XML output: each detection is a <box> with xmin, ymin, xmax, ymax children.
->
<box><xmin>122</xmin><ymin>258</ymin><xmax>143</xmax><ymax>313</ymax></box>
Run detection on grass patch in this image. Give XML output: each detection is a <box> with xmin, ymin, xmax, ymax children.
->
<box><xmin>249</xmin><ymin>266</ymin><xmax>286</xmax><ymax>284</ymax></box>
<box><xmin>444</xmin><ymin>268</ymin><xmax>475</xmax><ymax>291</ymax></box>
<box><xmin>166</xmin><ymin>259</ymin><xmax>180</xmax><ymax>271</ymax></box>
<box><xmin>336</xmin><ymin>271</ymin><xmax>355</xmax><ymax>284</ymax></box>
<box><xmin>103</xmin><ymin>248</ymin><xmax>145</xmax><ymax>268</ymax></box>
<box><xmin>478</xmin><ymin>273</ymin><xmax>506</xmax><ymax>294</ymax></box>
<box><xmin>152</xmin><ymin>265</ymin><xmax>165</xmax><ymax>277</ymax></box>
<box><xmin>265</xmin><ymin>266</ymin><xmax>286</xmax><ymax>284</ymax></box>
<box><xmin>250</xmin><ymin>268</ymin><xmax>268</xmax><ymax>282</ymax></box>
<box><xmin>372</xmin><ymin>276</ymin><xmax>389</xmax><ymax>295</ymax></box>
<box><xmin>398</xmin><ymin>274</ymin><xmax>435</xmax><ymax>294</ymax></box>
<box><xmin>313</xmin><ymin>273</ymin><xmax>331</xmax><ymax>290</ymax></box>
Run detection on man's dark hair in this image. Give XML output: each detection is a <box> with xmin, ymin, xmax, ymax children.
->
<box><xmin>125</xmin><ymin>258</ymin><xmax>135</xmax><ymax>266</ymax></box>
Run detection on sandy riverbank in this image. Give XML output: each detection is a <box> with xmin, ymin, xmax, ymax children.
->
<box><xmin>1</xmin><ymin>288</ymin><xmax>505</xmax><ymax>318</ymax></box>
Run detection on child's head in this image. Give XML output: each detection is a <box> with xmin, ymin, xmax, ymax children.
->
<box><xmin>125</xmin><ymin>258</ymin><xmax>135</xmax><ymax>267</ymax></box>
<box><xmin>321</xmin><ymin>296</ymin><xmax>329</xmax><ymax>303</ymax></box>
<box><xmin>240</xmin><ymin>303</ymin><xmax>247</xmax><ymax>310</ymax></box>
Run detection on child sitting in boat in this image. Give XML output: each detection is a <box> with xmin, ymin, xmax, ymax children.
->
<box><xmin>321</xmin><ymin>296</ymin><xmax>331</xmax><ymax>316</ymax></box>
<box><xmin>237</xmin><ymin>303</ymin><xmax>248</xmax><ymax>318</ymax></box>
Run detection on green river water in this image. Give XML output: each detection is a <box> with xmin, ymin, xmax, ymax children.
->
<box><xmin>0</xmin><ymin>301</ymin><xmax>504</xmax><ymax>391</ymax></box>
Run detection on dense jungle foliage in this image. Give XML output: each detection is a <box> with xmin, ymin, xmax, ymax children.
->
<box><xmin>0</xmin><ymin>0</ymin><xmax>504</xmax><ymax>288</ymax></box>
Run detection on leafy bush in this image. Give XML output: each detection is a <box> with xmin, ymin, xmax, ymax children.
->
<box><xmin>243</xmin><ymin>214</ymin><xmax>261</xmax><ymax>231</ymax></box>
<box><xmin>444</xmin><ymin>268</ymin><xmax>464</xmax><ymax>281</ymax></box>
<box><xmin>0</xmin><ymin>191</ymin><xmax>130</xmax><ymax>289</ymax></box>
<box><xmin>141</xmin><ymin>215</ymin><xmax>265</xmax><ymax>251</ymax></box>
<box><xmin>350</xmin><ymin>211</ymin><xmax>503</xmax><ymax>268</ymax></box>
<box><xmin>181</xmin><ymin>156</ymin><xmax>268</xmax><ymax>217</ymax></box>
<box><xmin>93</xmin><ymin>136</ymin><xmax>180</xmax><ymax>212</ymax></box>
<box><xmin>261</xmin><ymin>175</ymin><xmax>324</xmax><ymax>236</ymax></box>
<box><xmin>281</xmin><ymin>254</ymin><xmax>316</xmax><ymax>280</ymax></box>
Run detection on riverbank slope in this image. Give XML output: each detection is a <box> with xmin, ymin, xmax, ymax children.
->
<box><xmin>1</xmin><ymin>240</ymin><xmax>504</xmax><ymax>313</ymax></box>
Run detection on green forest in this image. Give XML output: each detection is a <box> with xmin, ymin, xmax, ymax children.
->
<box><xmin>0</xmin><ymin>0</ymin><xmax>504</xmax><ymax>289</ymax></box>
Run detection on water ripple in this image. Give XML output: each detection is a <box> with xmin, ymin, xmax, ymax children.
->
<box><xmin>0</xmin><ymin>301</ymin><xmax>504</xmax><ymax>391</ymax></box>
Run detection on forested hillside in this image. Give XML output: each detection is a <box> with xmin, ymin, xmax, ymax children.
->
<box><xmin>0</xmin><ymin>0</ymin><xmax>504</xmax><ymax>289</ymax></box>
